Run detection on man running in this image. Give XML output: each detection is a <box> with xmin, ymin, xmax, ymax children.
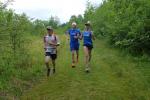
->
<box><xmin>66</xmin><ymin>22</ymin><xmax>81</xmax><ymax>68</ymax></box>
<box><xmin>44</xmin><ymin>26</ymin><xmax>60</xmax><ymax>76</ymax></box>
<box><xmin>82</xmin><ymin>21</ymin><xmax>95</xmax><ymax>73</ymax></box>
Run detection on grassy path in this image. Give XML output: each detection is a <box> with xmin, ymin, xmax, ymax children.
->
<box><xmin>21</xmin><ymin>35</ymin><xmax>150</xmax><ymax>100</ymax></box>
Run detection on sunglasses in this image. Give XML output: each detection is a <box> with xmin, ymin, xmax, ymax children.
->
<box><xmin>47</xmin><ymin>29</ymin><xmax>53</xmax><ymax>31</ymax></box>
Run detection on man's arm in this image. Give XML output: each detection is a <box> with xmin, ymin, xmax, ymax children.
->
<box><xmin>48</xmin><ymin>41</ymin><xmax>57</xmax><ymax>46</ymax></box>
<box><xmin>43</xmin><ymin>36</ymin><xmax>46</xmax><ymax>50</ymax></box>
<box><xmin>79</xmin><ymin>31</ymin><xmax>83</xmax><ymax>40</ymax></box>
<box><xmin>48</xmin><ymin>35</ymin><xmax>60</xmax><ymax>46</ymax></box>
<box><xmin>74</xmin><ymin>30</ymin><xmax>82</xmax><ymax>39</ymax></box>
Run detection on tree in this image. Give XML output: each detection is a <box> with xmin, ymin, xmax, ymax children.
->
<box><xmin>84</xmin><ymin>0</ymin><xmax>150</xmax><ymax>55</ymax></box>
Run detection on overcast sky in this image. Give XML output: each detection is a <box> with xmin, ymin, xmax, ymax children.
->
<box><xmin>1</xmin><ymin>0</ymin><xmax>102</xmax><ymax>23</ymax></box>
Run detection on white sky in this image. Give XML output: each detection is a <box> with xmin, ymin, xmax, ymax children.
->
<box><xmin>1</xmin><ymin>0</ymin><xmax>102</xmax><ymax>23</ymax></box>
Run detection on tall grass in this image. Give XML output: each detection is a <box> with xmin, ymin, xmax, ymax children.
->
<box><xmin>0</xmin><ymin>35</ymin><xmax>45</xmax><ymax>99</ymax></box>
<box><xmin>21</xmin><ymin>35</ymin><xmax>150</xmax><ymax>100</ymax></box>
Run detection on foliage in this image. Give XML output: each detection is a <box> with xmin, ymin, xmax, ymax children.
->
<box><xmin>0</xmin><ymin>0</ymin><xmax>55</xmax><ymax>97</ymax></box>
<box><xmin>84</xmin><ymin>0</ymin><xmax>150</xmax><ymax>55</ymax></box>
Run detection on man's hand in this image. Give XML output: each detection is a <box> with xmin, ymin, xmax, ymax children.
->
<box><xmin>74</xmin><ymin>36</ymin><xmax>78</xmax><ymax>39</ymax></box>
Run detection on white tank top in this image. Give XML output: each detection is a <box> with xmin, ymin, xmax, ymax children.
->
<box><xmin>44</xmin><ymin>34</ymin><xmax>58</xmax><ymax>54</ymax></box>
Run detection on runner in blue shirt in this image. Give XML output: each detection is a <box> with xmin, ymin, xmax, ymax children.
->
<box><xmin>82</xmin><ymin>21</ymin><xmax>95</xmax><ymax>73</ymax></box>
<box><xmin>66</xmin><ymin>22</ymin><xmax>81</xmax><ymax>68</ymax></box>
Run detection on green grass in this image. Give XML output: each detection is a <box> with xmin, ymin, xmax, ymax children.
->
<box><xmin>0</xmin><ymin>36</ymin><xmax>45</xmax><ymax>99</ymax></box>
<box><xmin>20</xmin><ymin>34</ymin><xmax>150</xmax><ymax>100</ymax></box>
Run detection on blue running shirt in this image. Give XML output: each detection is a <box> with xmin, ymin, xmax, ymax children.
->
<box><xmin>83</xmin><ymin>31</ymin><xmax>93</xmax><ymax>46</ymax></box>
<box><xmin>68</xmin><ymin>28</ymin><xmax>81</xmax><ymax>44</ymax></box>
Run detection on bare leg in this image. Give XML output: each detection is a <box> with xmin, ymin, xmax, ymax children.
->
<box><xmin>45</xmin><ymin>56</ymin><xmax>51</xmax><ymax>76</ymax></box>
<box><xmin>76</xmin><ymin>50</ymin><xmax>79</xmax><ymax>63</ymax></box>
<box><xmin>45</xmin><ymin>62</ymin><xmax>49</xmax><ymax>69</ymax></box>
<box><xmin>84</xmin><ymin>46</ymin><xmax>90</xmax><ymax>72</ymax></box>
<box><xmin>52</xmin><ymin>60</ymin><xmax>56</xmax><ymax>73</ymax></box>
<box><xmin>72</xmin><ymin>50</ymin><xmax>75</xmax><ymax>67</ymax></box>
<box><xmin>89</xmin><ymin>49</ymin><xmax>92</xmax><ymax>62</ymax></box>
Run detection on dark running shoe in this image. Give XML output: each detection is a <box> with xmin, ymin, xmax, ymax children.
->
<box><xmin>85</xmin><ymin>70</ymin><xmax>90</xmax><ymax>73</ymax></box>
<box><xmin>47</xmin><ymin>68</ymin><xmax>51</xmax><ymax>76</ymax></box>
<box><xmin>72</xmin><ymin>63</ymin><xmax>76</xmax><ymax>68</ymax></box>
<box><xmin>53</xmin><ymin>68</ymin><xmax>56</xmax><ymax>74</ymax></box>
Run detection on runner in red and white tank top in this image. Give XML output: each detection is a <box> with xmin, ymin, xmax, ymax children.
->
<box><xmin>44</xmin><ymin>26</ymin><xmax>60</xmax><ymax>76</ymax></box>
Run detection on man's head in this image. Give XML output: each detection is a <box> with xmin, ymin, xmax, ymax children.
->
<box><xmin>72</xmin><ymin>22</ymin><xmax>77</xmax><ymax>29</ymax></box>
<box><xmin>46</xmin><ymin>26</ymin><xmax>53</xmax><ymax>35</ymax></box>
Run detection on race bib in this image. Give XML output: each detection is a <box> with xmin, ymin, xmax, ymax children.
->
<box><xmin>84</xmin><ymin>32</ymin><xmax>90</xmax><ymax>37</ymax></box>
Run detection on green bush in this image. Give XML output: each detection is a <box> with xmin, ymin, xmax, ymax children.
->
<box><xmin>84</xmin><ymin>0</ymin><xmax>150</xmax><ymax>55</ymax></box>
